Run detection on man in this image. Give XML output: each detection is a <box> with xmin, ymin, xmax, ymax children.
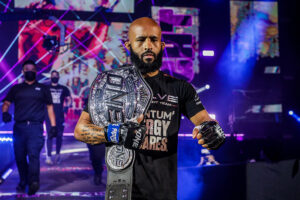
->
<box><xmin>82</xmin><ymin>96</ymin><xmax>105</xmax><ymax>186</ymax></box>
<box><xmin>87</xmin><ymin>143</ymin><xmax>105</xmax><ymax>185</ymax></box>
<box><xmin>74</xmin><ymin>17</ymin><xmax>225</xmax><ymax>199</ymax></box>
<box><xmin>1</xmin><ymin>60</ymin><xmax>57</xmax><ymax>195</ymax></box>
<box><xmin>45</xmin><ymin>70</ymin><xmax>71</xmax><ymax>165</ymax></box>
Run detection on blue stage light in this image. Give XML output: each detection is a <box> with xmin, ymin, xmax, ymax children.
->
<box><xmin>0</xmin><ymin>137</ymin><xmax>13</xmax><ymax>142</ymax></box>
<box><xmin>289</xmin><ymin>110</ymin><xmax>300</xmax><ymax>122</ymax></box>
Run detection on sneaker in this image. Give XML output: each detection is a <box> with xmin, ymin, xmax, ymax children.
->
<box><xmin>93</xmin><ymin>174</ymin><xmax>102</xmax><ymax>185</ymax></box>
<box><xmin>45</xmin><ymin>156</ymin><xmax>53</xmax><ymax>165</ymax></box>
<box><xmin>54</xmin><ymin>154</ymin><xmax>61</xmax><ymax>164</ymax></box>
<box><xmin>28</xmin><ymin>182</ymin><xmax>39</xmax><ymax>195</ymax></box>
<box><xmin>16</xmin><ymin>182</ymin><xmax>27</xmax><ymax>192</ymax></box>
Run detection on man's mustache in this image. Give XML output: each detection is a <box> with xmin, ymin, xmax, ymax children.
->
<box><xmin>141</xmin><ymin>50</ymin><xmax>156</xmax><ymax>58</ymax></box>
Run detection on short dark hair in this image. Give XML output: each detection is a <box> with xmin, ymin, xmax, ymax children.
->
<box><xmin>51</xmin><ymin>70</ymin><xmax>59</xmax><ymax>76</ymax></box>
<box><xmin>22</xmin><ymin>60</ymin><xmax>36</xmax><ymax>69</ymax></box>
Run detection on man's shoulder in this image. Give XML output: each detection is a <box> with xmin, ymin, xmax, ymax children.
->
<box><xmin>11</xmin><ymin>82</ymin><xmax>25</xmax><ymax>90</ymax></box>
<box><xmin>48</xmin><ymin>84</ymin><xmax>68</xmax><ymax>89</ymax></box>
<box><xmin>60</xmin><ymin>84</ymin><xmax>69</xmax><ymax>89</ymax></box>
<box><xmin>60</xmin><ymin>84</ymin><xmax>71</xmax><ymax>94</ymax></box>
<box><xmin>36</xmin><ymin>82</ymin><xmax>47</xmax><ymax>86</ymax></box>
<box><xmin>36</xmin><ymin>82</ymin><xmax>49</xmax><ymax>89</ymax></box>
<box><xmin>160</xmin><ymin>72</ymin><xmax>188</xmax><ymax>85</ymax></box>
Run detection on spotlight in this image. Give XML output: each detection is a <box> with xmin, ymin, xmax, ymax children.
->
<box><xmin>202</xmin><ymin>50</ymin><xmax>214</xmax><ymax>56</ymax></box>
<box><xmin>196</xmin><ymin>84</ymin><xmax>211</xmax><ymax>94</ymax></box>
<box><xmin>0</xmin><ymin>137</ymin><xmax>13</xmax><ymax>142</ymax></box>
<box><xmin>288</xmin><ymin>110</ymin><xmax>300</xmax><ymax>122</ymax></box>
<box><xmin>209</xmin><ymin>114</ymin><xmax>216</xmax><ymax>120</ymax></box>
<box><xmin>0</xmin><ymin>168</ymin><xmax>13</xmax><ymax>185</ymax></box>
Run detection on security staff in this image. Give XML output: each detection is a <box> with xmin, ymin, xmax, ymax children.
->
<box><xmin>1</xmin><ymin>60</ymin><xmax>57</xmax><ymax>195</ymax></box>
<box><xmin>45</xmin><ymin>70</ymin><xmax>71</xmax><ymax>165</ymax></box>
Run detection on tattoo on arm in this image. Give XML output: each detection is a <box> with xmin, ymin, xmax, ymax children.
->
<box><xmin>79</xmin><ymin>124</ymin><xmax>106</xmax><ymax>145</ymax></box>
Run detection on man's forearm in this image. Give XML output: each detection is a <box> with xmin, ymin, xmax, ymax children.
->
<box><xmin>75</xmin><ymin>123</ymin><xmax>106</xmax><ymax>145</ymax></box>
<box><xmin>47</xmin><ymin>105</ymin><xmax>56</xmax><ymax>126</ymax></box>
<box><xmin>66</xmin><ymin>96</ymin><xmax>72</xmax><ymax>107</ymax></box>
<box><xmin>2</xmin><ymin>101</ymin><xmax>10</xmax><ymax>112</ymax></box>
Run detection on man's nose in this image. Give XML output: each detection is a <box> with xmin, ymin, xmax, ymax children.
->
<box><xmin>144</xmin><ymin>38</ymin><xmax>153</xmax><ymax>50</ymax></box>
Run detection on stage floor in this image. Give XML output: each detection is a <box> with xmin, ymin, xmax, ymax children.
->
<box><xmin>0</xmin><ymin>136</ymin><xmax>106</xmax><ymax>199</ymax></box>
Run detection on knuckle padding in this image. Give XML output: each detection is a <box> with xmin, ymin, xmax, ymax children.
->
<box><xmin>199</xmin><ymin>121</ymin><xmax>225</xmax><ymax>149</ymax></box>
<box><xmin>123</xmin><ymin>122</ymin><xmax>147</xmax><ymax>149</ymax></box>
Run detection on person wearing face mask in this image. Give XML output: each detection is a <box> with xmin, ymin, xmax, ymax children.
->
<box><xmin>45</xmin><ymin>70</ymin><xmax>71</xmax><ymax>165</ymax></box>
<box><xmin>1</xmin><ymin>60</ymin><xmax>57</xmax><ymax>195</ymax></box>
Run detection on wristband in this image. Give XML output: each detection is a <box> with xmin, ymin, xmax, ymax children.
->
<box><xmin>107</xmin><ymin>124</ymin><xmax>121</xmax><ymax>143</ymax></box>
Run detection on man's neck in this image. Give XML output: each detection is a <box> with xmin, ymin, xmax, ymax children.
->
<box><xmin>144</xmin><ymin>70</ymin><xmax>159</xmax><ymax>78</ymax></box>
<box><xmin>51</xmin><ymin>83</ymin><xmax>58</xmax><ymax>86</ymax></box>
<box><xmin>25</xmin><ymin>80</ymin><xmax>36</xmax><ymax>85</ymax></box>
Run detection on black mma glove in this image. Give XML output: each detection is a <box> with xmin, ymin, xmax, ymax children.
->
<box><xmin>104</xmin><ymin>122</ymin><xmax>147</xmax><ymax>150</ymax></box>
<box><xmin>49</xmin><ymin>126</ymin><xmax>58</xmax><ymax>139</ymax></box>
<box><xmin>2</xmin><ymin>112</ymin><xmax>12</xmax><ymax>123</ymax></box>
<box><xmin>193</xmin><ymin>121</ymin><xmax>225</xmax><ymax>150</ymax></box>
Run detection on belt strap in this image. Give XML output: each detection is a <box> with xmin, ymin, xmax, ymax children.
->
<box><xmin>105</xmin><ymin>145</ymin><xmax>135</xmax><ymax>200</ymax></box>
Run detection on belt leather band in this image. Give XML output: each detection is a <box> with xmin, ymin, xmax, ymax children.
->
<box><xmin>88</xmin><ymin>65</ymin><xmax>153</xmax><ymax>200</ymax></box>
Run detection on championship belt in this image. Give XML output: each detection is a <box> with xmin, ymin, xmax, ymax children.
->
<box><xmin>88</xmin><ymin>65</ymin><xmax>153</xmax><ymax>200</ymax></box>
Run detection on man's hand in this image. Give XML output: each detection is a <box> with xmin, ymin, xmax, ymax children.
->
<box><xmin>105</xmin><ymin>122</ymin><xmax>147</xmax><ymax>150</ymax></box>
<box><xmin>192</xmin><ymin>121</ymin><xmax>225</xmax><ymax>150</ymax></box>
<box><xmin>49</xmin><ymin>126</ymin><xmax>58</xmax><ymax>139</ymax></box>
<box><xmin>2</xmin><ymin>112</ymin><xmax>12</xmax><ymax>123</ymax></box>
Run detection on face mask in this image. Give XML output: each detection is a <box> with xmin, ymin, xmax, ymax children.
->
<box><xmin>51</xmin><ymin>77</ymin><xmax>59</xmax><ymax>84</ymax></box>
<box><xmin>24</xmin><ymin>71</ymin><xmax>36</xmax><ymax>81</ymax></box>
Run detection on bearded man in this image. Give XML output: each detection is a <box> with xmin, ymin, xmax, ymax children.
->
<box><xmin>74</xmin><ymin>17</ymin><xmax>225</xmax><ymax>200</ymax></box>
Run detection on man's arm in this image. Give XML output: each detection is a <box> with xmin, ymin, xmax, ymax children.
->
<box><xmin>74</xmin><ymin>111</ymin><xmax>107</xmax><ymax>145</ymax></box>
<box><xmin>190</xmin><ymin>110</ymin><xmax>225</xmax><ymax>150</ymax></box>
<box><xmin>2</xmin><ymin>101</ymin><xmax>11</xmax><ymax>112</ymax></box>
<box><xmin>46</xmin><ymin>104</ymin><xmax>56</xmax><ymax>126</ymax></box>
<box><xmin>2</xmin><ymin>101</ymin><xmax>12</xmax><ymax>123</ymax></box>
<box><xmin>190</xmin><ymin>109</ymin><xmax>214</xmax><ymax>148</ymax></box>
<box><xmin>190</xmin><ymin>109</ymin><xmax>214</xmax><ymax>126</ymax></box>
<box><xmin>65</xmin><ymin>96</ymin><xmax>72</xmax><ymax>107</ymax></box>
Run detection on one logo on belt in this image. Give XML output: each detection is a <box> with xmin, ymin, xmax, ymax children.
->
<box><xmin>35</xmin><ymin>87</ymin><xmax>41</xmax><ymax>91</ymax></box>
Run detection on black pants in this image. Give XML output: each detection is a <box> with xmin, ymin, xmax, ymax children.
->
<box><xmin>87</xmin><ymin>144</ymin><xmax>105</xmax><ymax>176</ymax></box>
<box><xmin>13</xmin><ymin>122</ymin><xmax>44</xmax><ymax>184</ymax></box>
<box><xmin>45</xmin><ymin>122</ymin><xmax>64</xmax><ymax>157</ymax></box>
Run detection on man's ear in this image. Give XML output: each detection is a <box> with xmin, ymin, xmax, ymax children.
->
<box><xmin>161</xmin><ymin>42</ymin><xmax>166</xmax><ymax>50</ymax></box>
<box><xmin>125</xmin><ymin>41</ymin><xmax>131</xmax><ymax>51</ymax></box>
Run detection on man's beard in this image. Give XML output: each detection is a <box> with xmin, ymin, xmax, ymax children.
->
<box><xmin>130</xmin><ymin>47</ymin><xmax>163</xmax><ymax>75</ymax></box>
